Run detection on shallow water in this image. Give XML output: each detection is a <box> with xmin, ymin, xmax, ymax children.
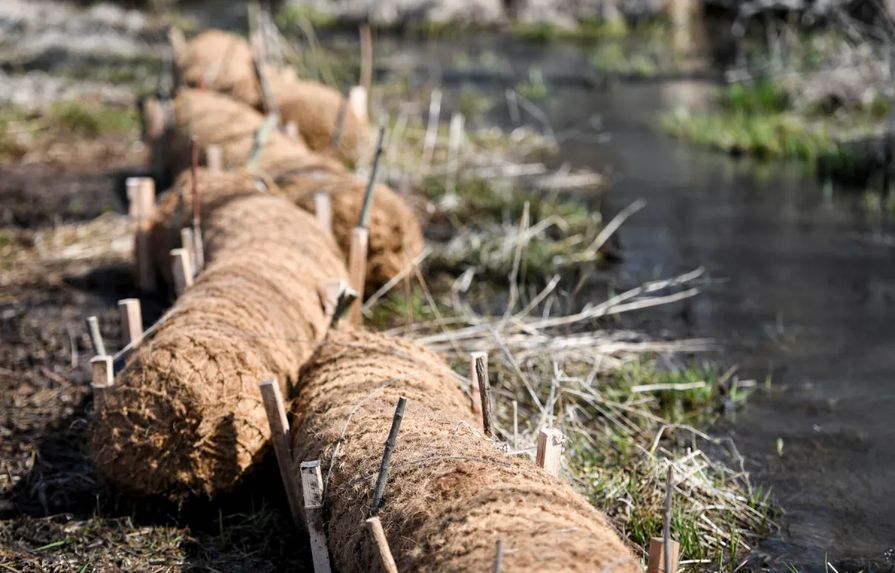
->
<box><xmin>365</xmin><ymin>35</ymin><xmax>895</xmax><ymax>570</ymax></box>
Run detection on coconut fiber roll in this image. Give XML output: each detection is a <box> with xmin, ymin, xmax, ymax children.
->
<box><xmin>275</xmin><ymin>171</ymin><xmax>425</xmax><ymax>294</ymax></box>
<box><xmin>91</xmin><ymin>174</ymin><xmax>347</xmax><ymax>499</ymax></box>
<box><xmin>289</xmin><ymin>328</ymin><xmax>641</xmax><ymax>573</ymax></box>
<box><xmin>173</xmin><ymin>29</ymin><xmax>368</xmax><ymax>165</ymax></box>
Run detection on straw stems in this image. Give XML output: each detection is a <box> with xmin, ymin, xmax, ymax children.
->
<box><xmin>85</xmin><ymin>316</ymin><xmax>106</xmax><ymax>356</ymax></box>
<box><xmin>117</xmin><ymin>298</ymin><xmax>143</xmax><ymax>346</ymax></box>
<box><xmin>365</xmin><ymin>516</ymin><xmax>398</xmax><ymax>573</ymax></box>
<box><xmin>258</xmin><ymin>379</ymin><xmax>304</xmax><ymax>525</ymax></box>
<box><xmin>369</xmin><ymin>396</ymin><xmax>407</xmax><ymax>518</ymax></box>
<box><xmin>300</xmin><ymin>461</ymin><xmax>333</xmax><ymax>573</ymax></box>
<box><xmin>536</xmin><ymin>428</ymin><xmax>563</xmax><ymax>477</ymax></box>
<box><xmin>421</xmin><ymin>88</ymin><xmax>442</xmax><ymax>169</ymax></box>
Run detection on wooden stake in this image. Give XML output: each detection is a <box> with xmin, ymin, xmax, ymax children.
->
<box><xmin>471</xmin><ymin>352</ymin><xmax>494</xmax><ymax>437</ymax></box>
<box><xmin>469</xmin><ymin>358</ymin><xmax>482</xmax><ymax>417</ymax></box>
<box><xmin>91</xmin><ymin>355</ymin><xmax>113</xmax><ymax>408</ymax></box>
<box><xmin>189</xmin><ymin>136</ymin><xmax>205</xmax><ymax>272</ymax></box>
<box><xmin>349</xmin><ymin>86</ymin><xmax>368</xmax><ymax>125</ymax></box>
<box><xmin>130</xmin><ymin>177</ymin><xmax>156</xmax><ymax>292</ymax></box>
<box><xmin>347</xmin><ymin>227</ymin><xmax>368</xmax><ymax>325</ymax></box>
<box><xmin>180</xmin><ymin>227</ymin><xmax>196</xmax><ymax>273</ymax></box>
<box><xmin>314</xmin><ymin>192</ymin><xmax>332</xmax><ymax>234</ymax></box>
<box><xmin>421</xmin><ymin>88</ymin><xmax>442</xmax><ymax>168</ymax></box>
<box><xmin>365</xmin><ymin>516</ymin><xmax>398</xmax><ymax>573</ymax></box>
<box><xmin>300</xmin><ymin>461</ymin><xmax>333</xmax><ymax>573</ymax></box>
<box><xmin>369</xmin><ymin>396</ymin><xmax>407</xmax><ymax>517</ymax></box>
<box><xmin>206</xmin><ymin>145</ymin><xmax>223</xmax><ymax>172</ymax></box>
<box><xmin>536</xmin><ymin>428</ymin><xmax>564</xmax><ymax>477</ymax></box>
<box><xmin>170</xmin><ymin>248</ymin><xmax>194</xmax><ymax>297</ymax></box>
<box><xmin>647</xmin><ymin>537</ymin><xmax>680</xmax><ymax>573</ymax></box>
<box><xmin>117</xmin><ymin>298</ymin><xmax>143</xmax><ymax>346</ymax></box>
<box><xmin>85</xmin><ymin>316</ymin><xmax>106</xmax><ymax>356</ymax></box>
<box><xmin>258</xmin><ymin>379</ymin><xmax>304</xmax><ymax>525</ymax></box>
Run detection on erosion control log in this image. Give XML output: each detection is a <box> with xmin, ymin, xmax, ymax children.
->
<box><xmin>172</xmin><ymin>29</ymin><xmax>368</xmax><ymax>165</ymax></box>
<box><xmin>289</xmin><ymin>328</ymin><xmax>641</xmax><ymax>572</ymax></box>
<box><xmin>91</xmin><ymin>171</ymin><xmax>347</xmax><ymax>498</ymax></box>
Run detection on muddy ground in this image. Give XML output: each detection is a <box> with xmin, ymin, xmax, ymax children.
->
<box><xmin>0</xmin><ymin>131</ymin><xmax>314</xmax><ymax>572</ymax></box>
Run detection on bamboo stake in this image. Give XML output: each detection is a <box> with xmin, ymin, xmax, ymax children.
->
<box><xmin>91</xmin><ymin>355</ymin><xmax>113</xmax><ymax>408</ymax></box>
<box><xmin>190</xmin><ymin>136</ymin><xmax>205</xmax><ymax>272</ymax></box>
<box><xmin>117</xmin><ymin>299</ymin><xmax>143</xmax><ymax>346</ymax></box>
<box><xmin>369</xmin><ymin>396</ymin><xmax>407</xmax><ymax>517</ymax></box>
<box><xmin>359</xmin><ymin>23</ymin><xmax>373</xmax><ymax>108</ymax></box>
<box><xmin>206</xmin><ymin>145</ymin><xmax>223</xmax><ymax>172</ymax></box>
<box><xmin>365</xmin><ymin>516</ymin><xmax>399</xmax><ymax>573</ymax></box>
<box><xmin>258</xmin><ymin>379</ymin><xmax>304</xmax><ymax>525</ymax></box>
<box><xmin>85</xmin><ymin>316</ymin><xmax>106</xmax><ymax>356</ymax></box>
<box><xmin>170</xmin><ymin>248</ymin><xmax>194</xmax><ymax>297</ymax></box>
<box><xmin>471</xmin><ymin>352</ymin><xmax>495</xmax><ymax>436</ymax></box>
<box><xmin>421</xmin><ymin>88</ymin><xmax>442</xmax><ymax>168</ymax></box>
<box><xmin>535</xmin><ymin>428</ymin><xmax>563</xmax><ymax>477</ymax></box>
<box><xmin>300</xmin><ymin>460</ymin><xmax>333</xmax><ymax>573</ymax></box>
<box><xmin>314</xmin><ymin>192</ymin><xmax>332</xmax><ymax>233</ymax></box>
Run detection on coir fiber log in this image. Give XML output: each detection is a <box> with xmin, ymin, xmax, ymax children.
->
<box><xmin>275</xmin><ymin>171</ymin><xmax>424</xmax><ymax>293</ymax></box>
<box><xmin>91</xmin><ymin>172</ymin><xmax>347</xmax><ymax>498</ymax></box>
<box><xmin>289</xmin><ymin>328</ymin><xmax>641</xmax><ymax>573</ymax></box>
<box><xmin>161</xmin><ymin>94</ymin><xmax>424</xmax><ymax>293</ymax></box>
<box><xmin>173</xmin><ymin>29</ymin><xmax>368</xmax><ymax>165</ymax></box>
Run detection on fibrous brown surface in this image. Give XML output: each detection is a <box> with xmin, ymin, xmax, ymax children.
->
<box><xmin>173</xmin><ymin>29</ymin><xmax>368</xmax><ymax>165</ymax></box>
<box><xmin>290</xmin><ymin>328</ymin><xmax>641</xmax><ymax>573</ymax></box>
<box><xmin>276</xmin><ymin>172</ymin><xmax>425</xmax><ymax>293</ymax></box>
<box><xmin>91</xmin><ymin>170</ymin><xmax>347</xmax><ymax>499</ymax></box>
<box><xmin>162</xmin><ymin>91</ymin><xmax>424</xmax><ymax>294</ymax></box>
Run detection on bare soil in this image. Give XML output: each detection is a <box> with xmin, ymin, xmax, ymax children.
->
<box><xmin>0</xmin><ymin>134</ymin><xmax>311</xmax><ymax>572</ymax></box>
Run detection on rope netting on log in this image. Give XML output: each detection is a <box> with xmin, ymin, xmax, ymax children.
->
<box><xmin>290</xmin><ymin>328</ymin><xmax>640</xmax><ymax>572</ymax></box>
<box><xmin>92</xmin><ymin>171</ymin><xmax>347</xmax><ymax>498</ymax></box>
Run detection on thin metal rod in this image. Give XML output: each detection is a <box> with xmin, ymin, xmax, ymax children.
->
<box><xmin>369</xmin><ymin>396</ymin><xmax>406</xmax><ymax>517</ymax></box>
<box><xmin>358</xmin><ymin>126</ymin><xmax>386</xmax><ymax>229</ymax></box>
<box><xmin>85</xmin><ymin>316</ymin><xmax>106</xmax><ymax>356</ymax></box>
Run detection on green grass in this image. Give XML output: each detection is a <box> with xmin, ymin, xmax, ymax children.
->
<box><xmin>515</xmin><ymin>67</ymin><xmax>549</xmax><ymax>101</ymax></box>
<box><xmin>47</xmin><ymin>101</ymin><xmax>138</xmax><ymax>138</ymax></box>
<box><xmin>661</xmin><ymin>80</ymin><xmax>890</xmax><ymax>164</ymax></box>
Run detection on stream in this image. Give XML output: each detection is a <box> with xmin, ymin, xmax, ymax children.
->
<box><xmin>369</xmin><ymin>35</ymin><xmax>895</xmax><ymax>571</ymax></box>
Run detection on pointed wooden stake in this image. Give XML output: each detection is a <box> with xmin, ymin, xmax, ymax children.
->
<box><xmin>536</xmin><ymin>428</ymin><xmax>564</xmax><ymax>477</ymax></box>
<box><xmin>206</xmin><ymin>145</ymin><xmax>223</xmax><ymax>172</ymax></box>
<box><xmin>512</xmin><ymin>400</ymin><xmax>518</xmax><ymax>450</ymax></box>
<box><xmin>128</xmin><ymin>177</ymin><xmax>156</xmax><ymax>292</ymax></box>
<box><xmin>85</xmin><ymin>316</ymin><xmax>106</xmax><ymax>356</ymax></box>
<box><xmin>117</xmin><ymin>298</ymin><xmax>143</xmax><ymax>346</ymax></box>
<box><xmin>91</xmin><ymin>355</ymin><xmax>113</xmax><ymax>408</ymax></box>
<box><xmin>347</xmin><ymin>227</ymin><xmax>368</xmax><ymax>325</ymax></box>
<box><xmin>314</xmin><ymin>192</ymin><xmax>332</xmax><ymax>234</ymax></box>
<box><xmin>170</xmin><ymin>248</ymin><xmax>194</xmax><ymax>296</ymax></box>
<box><xmin>365</xmin><ymin>516</ymin><xmax>399</xmax><ymax>573</ymax></box>
<box><xmin>471</xmin><ymin>352</ymin><xmax>494</xmax><ymax>437</ymax></box>
<box><xmin>180</xmin><ymin>227</ymin><xmax>196</xmax><ymax>273</ymax></box>
<box><xmin>258</xmin><ymin>379</ymin><xmax>304</xmax><ymax>525</ymax></box>
<box><xmin>648</xmin><ymin>466</ymin><xmax>680</xmax><ymax>573</ymax></box>
<box><xmin>300</xmin><ymin>461</ymin><xmax>333</xmax><ymax>573</ymax></box>
<box><xmin>358</xmin><ymin>23</ymin><xmax>373</xmax><ymax>109</ymax></box>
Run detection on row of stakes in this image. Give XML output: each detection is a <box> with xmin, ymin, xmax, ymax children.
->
<box><xmin>86</xmin><ymin>128</ymin><xmax>681</xmax><ymax>572</ymax></box>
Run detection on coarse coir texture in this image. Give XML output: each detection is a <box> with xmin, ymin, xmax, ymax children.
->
<box><xmin>91</xmin><ymin>172</ymin><xmax>347</xmax><ymax>499</ymax></box>
<box><xmin>173</xmin><ymin>29</ymin><xmax>368</xmax><ymax>165</ymax></box>
<box><xmin>276</xmin><ymin>171</ymin><xmax>425</xmax><ymax>293</ymax></box>
<box><xmin>289</xmin><ymin>328</ymin><xmax>641</xmax><ymax>573</ymax></box>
